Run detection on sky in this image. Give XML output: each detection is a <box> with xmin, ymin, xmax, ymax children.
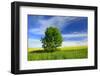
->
<box><xmin>28</xmin><ymin>15</ymin><xmax>88</xmax><ymax>48</ymax></box>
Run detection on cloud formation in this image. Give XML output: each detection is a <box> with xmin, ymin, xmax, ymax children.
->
<box><xmin>28</xmin><ymin>15</ymin><xmax>88</xmax><ymax>48</ymax></box>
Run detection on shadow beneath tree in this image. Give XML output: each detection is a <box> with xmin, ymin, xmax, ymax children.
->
<box><xmin>30</xmin><ymin>50</ymin><xmax>54</xmax><ymax>53</ymax></box>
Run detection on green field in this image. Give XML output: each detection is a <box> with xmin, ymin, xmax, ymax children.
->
<box><xmin>28</xmin><ymin>46</ymin><xmax>88</xmax><ymax>61</ymax></box>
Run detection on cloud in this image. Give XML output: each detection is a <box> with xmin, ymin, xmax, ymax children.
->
<box><xmin>28</xmin><ymin>16</ymin><xmax>79</xmax><ymax>35</ymax></box>
<box><xmin>39</xmin><ymin>16</ymin><xmax>77</xmax><ymax>29</ymax></box>
<box><xmin>62</xmin><ymin>33</ymin><xmax>87</xmax><ymax>38</ymax></box>
<box><xmin>28</xmin><ymin>38</ymin><xmax>42</xmax><ymax>48</ymax></box>
<box><xmin>38</xmin><ymin>16</ymin><xmax>80</xmax><ymax>33</ymax></box>
<box><xmin>28</xmin><ymin>36</ymin><xmax>87</xmax><ymax>48</ymax></box>
<box><xmin>62</xmin><ymin>40</ymin><xmax>87</xmax><ymax>47</ymax></box>
<box><xmin>62</xmin><ymin>33</ymin><xmax>88</xmax><ymax>47</ymax></box>
<box><xmin>29</xmin><ymin>28</ymin><xmax>44</xmax><ymax>35</ymax></box>
<box><xmin>28</xmin><ymin>15</ymin><xmax>88</xmax><ymax>48</ymax></box>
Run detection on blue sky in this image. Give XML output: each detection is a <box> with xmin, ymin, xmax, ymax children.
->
<box><xmin>28</xmin><ymin>15</ymin><xmax>88</xmax><ymax>48</ymax></box>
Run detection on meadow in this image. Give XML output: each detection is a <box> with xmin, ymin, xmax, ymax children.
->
<box><xmin>28</xmin><ymin>46</ymin><xmax>88</xmax><ymax>61</ymax></box>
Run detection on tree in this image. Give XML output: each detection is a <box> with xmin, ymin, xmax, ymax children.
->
<box><xmin>41</xmin><ymin>26</ymin><xmax>63</xmax><ymax>52</ymax></box>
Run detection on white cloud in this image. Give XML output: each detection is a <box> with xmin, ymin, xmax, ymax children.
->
<box><xmin>39</xmin><ymin>16</ymin><xmax>78</xmax><ymax>30</ymax></box>
<box><xmin>28</xmin><ymin>16</ymin><xmax>87</xmax><ymax>48</ymax></box>
<box><xmin>29</xmin><ymin>28</ymin><xmax>44</xmax><ymax>35</ymax></box>
<box><xmin>28</xmin><ymin>37</ymin><xmax>87</xmax><ymax>48</ymax></box>
<box><xmin>62</xmin><ymin>40</ymin><xmax>87</xmax><ymax>47</ymax></box>
<box><xmin>28</xmin><ymin>38</ymin><xmax>42</xmax><ymax>48</ymax></box>
<box><xmin>29</xmin><ymin>16</ymin><xmax>78</xmax><ymax>35</ymax></box>
<box><xmin>62</xmin><ymin>33</ymin><xmax>87</xmax><ymax>38</ymax></box>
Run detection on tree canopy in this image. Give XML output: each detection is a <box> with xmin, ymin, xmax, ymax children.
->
<box><xmin>41</xmin><ymin>26</ymin><xmax>63</xmax><ymax>52</ymax></box>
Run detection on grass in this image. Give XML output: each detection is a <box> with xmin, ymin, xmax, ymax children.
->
<box><xmin>28</xmin><ymin>46</ymin><xmax>88</xmax><ymax>61</ymax></box>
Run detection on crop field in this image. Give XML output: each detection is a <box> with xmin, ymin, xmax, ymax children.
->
<box><xmin>28</xmin><ymin>46</ymin><xmax>88</xmax><ymax>61</ymax></box>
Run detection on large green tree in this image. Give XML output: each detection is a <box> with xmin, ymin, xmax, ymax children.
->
<box><xmin>41</xmin><ymin>26</ymin><xmax>63</xmax><ymax>52</ymax></box>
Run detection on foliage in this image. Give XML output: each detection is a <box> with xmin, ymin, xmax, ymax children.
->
<box><xmin>41</xmin><ymin>27</ymin><xmax>63</xmax><ymax>52</ymax></box>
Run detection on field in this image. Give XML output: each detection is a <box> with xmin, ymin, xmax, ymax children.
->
<box><xmin>28</xmin><ymin>46</ymin><xmax>88</xmax><ymax>61</ymax></box>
